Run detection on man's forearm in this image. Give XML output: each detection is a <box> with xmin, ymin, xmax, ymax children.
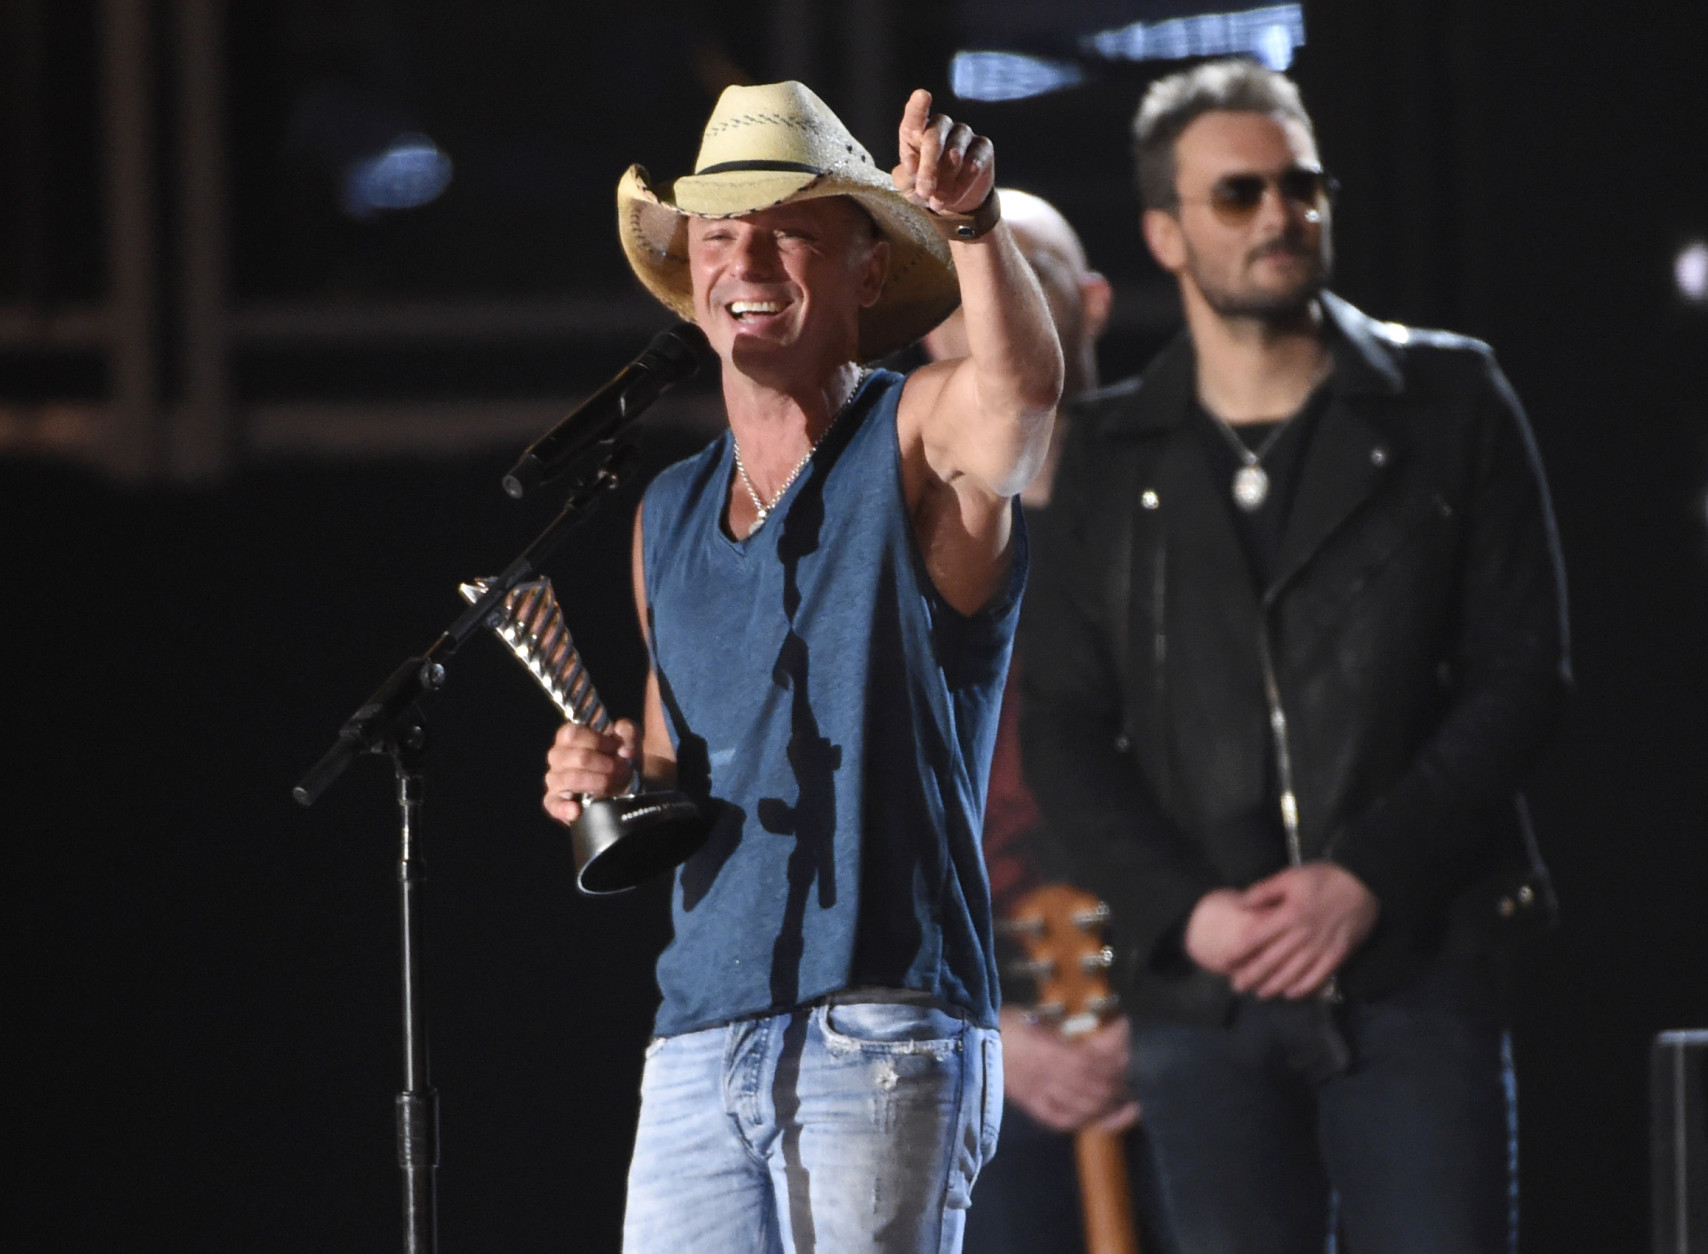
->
<box><xmin>892</xmin><ymin>91</ymin><xmax>1062</xmax><ymax>497</ymax></box>
<box><xmin>948</xmin><ymin>217</ymin><xmax>1064</xmax><ymax>490</ymax></box>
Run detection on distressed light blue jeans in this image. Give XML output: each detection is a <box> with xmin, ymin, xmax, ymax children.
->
<box><xmin>623</xmin><ymin>1001</ymin><xmax>1003</xmax><ymax>1254</ymax></box>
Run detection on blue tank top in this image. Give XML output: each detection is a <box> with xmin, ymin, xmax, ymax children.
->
<box><xmin>641</xmin><ymin>369</ymin><xmax>1024</xmax><ymax>1036</ymax></box>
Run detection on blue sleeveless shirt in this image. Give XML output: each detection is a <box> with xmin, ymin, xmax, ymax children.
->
<box><xmin>641</xmin><ymin>369</ymin><xmax>1024</xmax><ymax>1037</ymax></box>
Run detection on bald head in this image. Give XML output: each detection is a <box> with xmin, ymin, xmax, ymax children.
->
<box><xmin>1001</xmin><ymin>189</ymin><xmax>1091</xmax><ymax>283</ymax></box>
<box><xmin>924</xmin><ymin>189</ymin><xmax>1109</xmax><ymax>400</ymax></box>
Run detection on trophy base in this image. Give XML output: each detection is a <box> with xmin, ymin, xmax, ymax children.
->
<box><xmin>571</xmin><ymin>792</ymin><xmax>710</xmax><ymax>895</ymax></box>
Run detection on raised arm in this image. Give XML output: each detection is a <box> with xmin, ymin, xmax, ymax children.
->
<box><xmin>893</xmin><ymin>89</ymin><xmax>1064</xmax><ymax>614</ymax></box>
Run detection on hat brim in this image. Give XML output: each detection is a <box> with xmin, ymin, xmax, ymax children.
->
<box><xmin>617</xmin><ymin>164</ymin><xmax>961</xmax><ymax>364</ymax></box>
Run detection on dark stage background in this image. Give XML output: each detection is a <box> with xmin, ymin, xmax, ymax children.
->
<box><xmin>6</xmin><ymin>1</ymin><xmax>1706</xmax><ymax>1251</ymax></box>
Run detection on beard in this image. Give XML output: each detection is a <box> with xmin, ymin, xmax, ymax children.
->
<box><xmin>1187</xmin><ymin>229</ymin><xmax>1332</xmax><ymax>323</ymax></box>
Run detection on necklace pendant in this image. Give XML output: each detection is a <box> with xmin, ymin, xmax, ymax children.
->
<box><xmin>1232</xmin><ymin>464</ymin><xmax>1270</xmax><ymax>512</ymax></box>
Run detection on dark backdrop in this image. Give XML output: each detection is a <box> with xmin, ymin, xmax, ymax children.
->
<box><xmin>8</xmin><ymin>1</ymin><xmax>1707</xmax><ymax>1251</ymax></box>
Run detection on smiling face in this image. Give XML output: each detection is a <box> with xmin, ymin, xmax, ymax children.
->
<box><xmin>1144</xmin><ymin>110</ymin><xmax>1332</xmax><ymax>324</ymax></box>
<box><xmin>686</xmin><ymin>196</ymin><xmax>889</xmax><ymax>386</ymax></box>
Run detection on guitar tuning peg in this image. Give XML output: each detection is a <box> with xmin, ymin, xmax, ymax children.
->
<box><xmin>1070</xmin><ymin>901</ymin><xmax>1112</xmax><ymax>930</ymax></box>
<box><xmin>1079</xmin><ymin>945</ymin><xmax>1116</xmax><ymax>972</ymax></box>
<box><xmin>1086</xmin><ymin>993</ymin><xmax>1122</xmax><ymax>1016</ymax></box>
<box><xmin>1060</xmin><ymin>1012</ymin><xmax>1100</xmax><ymax>1039</ymax></box>
<box><xmin>995</xmin><ymin>916</ymin><xmax>1047</xmax><ymax>938</ymax></box>
<box><xmin>1005</xmin><ymin>957</ymin><xmax>1057</xmax><ymax>981</ymax></box>
<box><xmin>1026</xmin><ymin>1001</ymin><xmax>1067</xmax><ymax>1025</ymax></box>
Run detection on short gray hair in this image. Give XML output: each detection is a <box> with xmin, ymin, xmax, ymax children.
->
<box><xmin>1131</xmin><ymin>59</ymin><xmax>1316</xmax><ymax>211</ymax></box>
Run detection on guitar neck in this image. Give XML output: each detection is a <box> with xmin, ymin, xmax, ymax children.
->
<box><xmin>1075</xmin><ymin>1127</ymin><xmax>1141</xmax><ymax>1254</ymax></box>
<box><xmin>1003</xmin><ymin>883</ymin><xmax>1143</xmax><ymax>1254</ymax></box>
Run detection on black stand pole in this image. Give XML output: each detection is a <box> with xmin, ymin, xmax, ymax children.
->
<box><xmin>392</xmin><ymin>726</ymin><xmax>437</xmax><ymax>1254</ymax></box>
<box><xmin>294</xmin><ymin>443</ymin><xmax>641</xmax><ymax>1254</ymax></box>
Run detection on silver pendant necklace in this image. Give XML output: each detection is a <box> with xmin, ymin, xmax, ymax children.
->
<box><xmin>731</xmin><ymin>369</ymin><xmax>867</xmax><ymax>537</ymax></box>
<box><xmin>1204</xmin><ymin>360</ymin><xmax>1333</xmax><ymax>513</ymax></box>
<box><xmin>1207</xmin><ymin>411</ymin><xmax>1297</xmax><ymax>513</ymax></box>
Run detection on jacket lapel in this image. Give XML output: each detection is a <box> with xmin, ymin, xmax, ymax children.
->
<box><xmin>1266</xmin><ymin>398</ymin><xmax>1390</xmax><ymax>598</ymax></box>
<box><xmin>1103</xmin><ymin>332</ymin><xmax>1264</xmax><ymax>637</ymax></box>
<box><xmin>1266</xmin><ymin>296</ymin><xmax>1407</xmax><ymax>600</ymax></box>
<box><xmin>1156</xmin><ymin>416</ymin><xmax>1264</xmax><ymax>639</ymax></box>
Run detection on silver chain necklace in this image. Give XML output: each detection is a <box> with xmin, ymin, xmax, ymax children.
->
<box><xmin>731</xmin><ymin>369</ymin><xmax>867</xmax><ymax>536</ymax></box>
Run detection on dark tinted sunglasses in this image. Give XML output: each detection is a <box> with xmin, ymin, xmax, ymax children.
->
<box><xmin>1191</xmin><ymin>167</ymin><xmax>1338</xmax><ymax>224</ymax></box>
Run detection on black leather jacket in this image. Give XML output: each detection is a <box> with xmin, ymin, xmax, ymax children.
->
<box><xmin>1020</xmin><ymin>294</ymin><xmax>1569</xmax><ymax>1023</ymax></box>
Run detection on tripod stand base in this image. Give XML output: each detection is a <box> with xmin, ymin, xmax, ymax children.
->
<box><xmin>572</xmin><ymin>792</ymin><xmax>710</xmax><ymax>895</ymax></box>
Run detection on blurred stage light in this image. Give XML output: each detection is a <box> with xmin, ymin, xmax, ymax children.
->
<box><xmin>1084</xmin><ymin>4</ymin><xmax>1305</xmax><ymax>71</ymax></box>
<box><xmin>1676</xmin><ymin>240</ymin><xmax>1708</xmax><ymax>306</ymax></box>
<box><xmin>950</xmin><ymin>51</ymin><xmax>1087</xmax><ymax>102</ymax></box>
<box><xmin>341</xmin><ymin>133</ymin><xmax>453</xmax><ymax>220</ymax></box>
<box><xmin>950</xmin><ymin>5</ymin><xmax>1305</xmax><ymax>101</ymax></box>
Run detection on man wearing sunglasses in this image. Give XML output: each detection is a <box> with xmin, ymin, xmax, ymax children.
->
<box><xmin>1021</xmin><ymin>58</ymin><xmax>1568</xmax><ymax>1253</ymax></box>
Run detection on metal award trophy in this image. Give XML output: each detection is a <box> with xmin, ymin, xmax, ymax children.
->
<box><xmin>460</xmin><ymin>576</ymin><xmax>707</xmax><ymax>894</ymax></box>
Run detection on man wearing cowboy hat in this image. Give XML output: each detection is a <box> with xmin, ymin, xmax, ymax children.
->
<box><xmin>542</xmin><ymin>81</ymin><xmax>1063</xmax><ymax>1252</ymax></box>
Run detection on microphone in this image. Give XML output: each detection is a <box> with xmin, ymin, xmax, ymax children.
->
<box><xmin>503</xmin><ymin>321</ymin><xmax>709</xmax><ymax>498</ymax></box>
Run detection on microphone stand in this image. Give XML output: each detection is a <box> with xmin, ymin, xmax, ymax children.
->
<box><xmin>293</xmin><ymin>441</ymin><xmax>641</xmax><ymax>1254</ymax></box>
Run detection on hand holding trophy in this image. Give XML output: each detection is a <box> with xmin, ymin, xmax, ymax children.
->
<box><xmin>462</xmin><ymin>576</ymin><xmax>706</xmax><ymax>894</ymax></box>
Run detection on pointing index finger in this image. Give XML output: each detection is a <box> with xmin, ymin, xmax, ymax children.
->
<box><xmin>899</xmin><ymin>88</ymin><xmax>933</xmax><ymax>149</ymax></box>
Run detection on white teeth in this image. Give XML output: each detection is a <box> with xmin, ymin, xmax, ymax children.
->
<box><xmin>729</xmin><ymin>301</ymin><xmax>784</xmax><ymax>317</ymax></box>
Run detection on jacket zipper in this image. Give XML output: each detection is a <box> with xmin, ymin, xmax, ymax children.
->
<box><xmin>1256</xmin><ymin>624</ymin><xmax>1303</xmax><ymax>867</ymax></box>
<box><xmin>1259</xmin><ymin>616</ymin><xmax>1342</xmax><ymax>1003</ymax></box>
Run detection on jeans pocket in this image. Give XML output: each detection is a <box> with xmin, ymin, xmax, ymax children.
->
<box><xmin>819</xmin><ymin>1002</ymin><xmax>965</xmax><ymax>1057</ymax></box>
<box><xmin>978</xmin><ymin>1030</ymin><xmax>1003</xmax><ymax>1165</ymax></box>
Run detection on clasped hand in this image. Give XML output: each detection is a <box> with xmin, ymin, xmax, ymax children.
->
<box><xmin>1184</xmin><ymin>862</ymin><xmax>1380</xmax><ymax>1001</ymax></box>
<box><xmin>999</xmin><ymin>1006</ymin><xmax>1139</xmax><ymax>1135</ymax></box>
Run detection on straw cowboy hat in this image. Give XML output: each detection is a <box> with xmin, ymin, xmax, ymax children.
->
<box><xmin>617</xmin><ymin>80</ymin><xmax>961</xmax><ymax>362</ymax></box>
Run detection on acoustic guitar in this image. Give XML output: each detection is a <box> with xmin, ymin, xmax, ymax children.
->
<box><xmin>1002</xmin><ymin>883</ymin><xmax>1141</xmax><ymax>1254</ymax></box>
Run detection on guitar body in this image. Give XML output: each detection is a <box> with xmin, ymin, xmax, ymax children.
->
<box><xmin>1005</xmin><ymin>883</ymin><xmax>1141</xmax><ymax>1254</ymax></box>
